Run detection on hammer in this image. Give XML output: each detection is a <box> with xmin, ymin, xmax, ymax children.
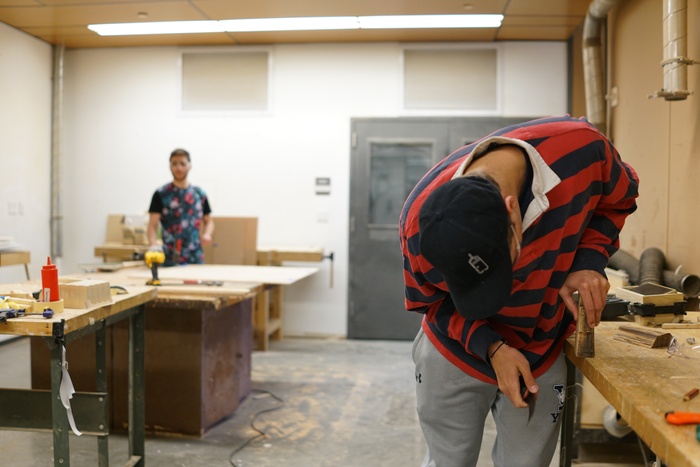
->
<box><xmin>574</xmin><ymin>294</ymin><xmax>595</xmax><ymax>358</ymax></box>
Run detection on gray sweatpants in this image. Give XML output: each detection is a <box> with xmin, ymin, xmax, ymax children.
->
<box><xmin>412</xmin><ymin>328</ymin><xmax>566</xmax><ymax>467</ymax></box>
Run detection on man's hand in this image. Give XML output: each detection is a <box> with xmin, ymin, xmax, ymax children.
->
<box><xmin>559</xmin><ymin>270</ymin><xmax>609</xmax><ymax>328</ymax></box>
<box><xmin>201</xmin><ymin>233</ymin><xmax>213</xmax><ymax>246</ymax></box>
<box><xmin>489</xmin><ymin>341</ymin><xmax>537</xmax><ymax>408</ymax></box>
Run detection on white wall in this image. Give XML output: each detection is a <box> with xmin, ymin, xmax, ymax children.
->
<box><xmin>59</xmin><ymin>41</ymin><xmax>566</xmax><ymax>338</ymax></box>
<box><xmin>0</xmin><ymin>24</ymin><xmax>52</xmax><ymax>285</ymax></box>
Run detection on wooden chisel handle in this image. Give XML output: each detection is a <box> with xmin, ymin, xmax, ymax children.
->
<box><xmin>574</xmin><ymin>295</ymin><xmax>595</xmax><ymax>358</ymax></box>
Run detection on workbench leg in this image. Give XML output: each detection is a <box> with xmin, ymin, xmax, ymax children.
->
<box><xmin>559</xmin><ymin>357</ymin><xmax>576</xmax><ymax>467</ymax></box>
<box><xmin>95</xmin><ymin>327</ymin><xmax>109</xmax><ymax>467</ymax></box>
<box><xmin>50</xmin><ymin>340</ymin><xmax>71</xmax><ymax>467</ymax></box>
<box><xmin>128</xmin><ymin>307</ymin><xmax>146</xmax><ymax>466</ymax></box>
<box><xmin>254</xmin><ymin>291</ymin><xmax>270</xmax><ymax>351</ymax></box>
<box><xmin>270</xmin><ymin>285</ymin><xmax>283</xmax><ymax>342</ymax></box>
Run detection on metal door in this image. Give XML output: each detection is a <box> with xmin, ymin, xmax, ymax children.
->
<box><xmin>348</xmin><ymin>117</ymin><xmax>530</xmax><ymax>340</ymax></box>
<box><xmin>348</xmin><ymin>119</ymin><xmax>450</xmax><ymax>340</ymax></box>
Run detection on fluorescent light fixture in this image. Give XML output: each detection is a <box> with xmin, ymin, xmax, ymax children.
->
<box><xmin>220</xmin><ymin>16</ymin><xmax>359</xmax><ymax>32</ymax></box>
<box><xmin>358</xmin><ymin>15</ymin><xmax>503</xmax><ymax>29</ymax></box>
<box><xmin>88</xmin><ymin>20</ymin><xmax>223</xmax><ymax>36</ymax></box>
<box><xmin>88</xmin><ymin>14</ymin><xmax>503</xmax><ymax>37</ymax></box>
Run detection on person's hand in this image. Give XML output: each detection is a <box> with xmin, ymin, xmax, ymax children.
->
<box><xmin>559</xmin><ymin>269</ymin><xmax>609</xmax><ymax>328</ymax></box>
<box><xmin>489</xmin><ymin>341</ymin><xmax>537</xmax><ymax>408</ymax></box>
<box><xmin>201</xmin><ymin>233</ymin><xmax>213</xmax><ymax>246</ymax></box>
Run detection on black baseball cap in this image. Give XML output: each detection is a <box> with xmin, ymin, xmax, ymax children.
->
<box><xmin>418</xmin><ymin>176</ymin><xmax>513</xmax><ymax>320</ymax></box>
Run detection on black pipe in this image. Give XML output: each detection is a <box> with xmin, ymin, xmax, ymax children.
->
<box><xmin>608</xmin><ymin>250</ymin><xmax>640</xmax><ymax>284</ymax></box>
<box><xmin>638</xmin><ymin>247</ymin><xmax>665</xmax><ymax>285</ymax></box>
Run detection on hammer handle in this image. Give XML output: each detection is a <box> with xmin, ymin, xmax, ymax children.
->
<box><xmin>574</xmin><ymin>296</ymin><xmax>595</xmax><ymax>358</ymax></box>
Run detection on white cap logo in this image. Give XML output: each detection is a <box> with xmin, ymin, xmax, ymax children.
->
<box><xmin>468</xmin><ymin>253</ymin><xmax>489</xmax><ymax>274</ymax></box>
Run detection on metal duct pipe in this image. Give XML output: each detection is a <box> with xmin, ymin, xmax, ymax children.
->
<box><xmin>582</xmin><ymin>0</ymin><xmax>620</xmax><ymax>131</ymax></box>
<box><xmin>638</xmin><ymin>247</ymin><xmax>665</xmax><ymax>285</ymax></box>
<box><xmin>663</xmin><ymin>268</ymin><xmax>700</xmax><ymax>297</ymax></box>
<box><xmin>651</xmin><ymin>0</ymin><xmax>696</xmax><ymax>100</ymax></box>
<box><xmin>51</xmin><ymin>45</ymin><xmax>64</xmax><ymax>259</ymax></box>
<box><xmin>608</xmin><ymin>249</ymin><xmax>640</xmax><ymax>284</ymax></box>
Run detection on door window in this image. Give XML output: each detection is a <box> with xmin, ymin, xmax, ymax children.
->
<box><xmin>369</xmin><ymin>142</ymin><xmax>432</xmax><ymax>227</ymax></box>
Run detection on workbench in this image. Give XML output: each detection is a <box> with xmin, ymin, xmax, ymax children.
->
<box><xmin>126</xmin><ymin>264</ymin><xmax>318</xmax><ymax>351</ymax></box>
<box><xmin>93</xmin><ymin>245</ymin><xmax>322</xmax><ymax>349</ymax></box>
<box><xmin>31</xmin><ymin>264</ymin><xmax>316</xmax><ymax>436</ymax></box>
<box><xmin>0</xmin><ymin>284</ymin><xmax>156</xmax><ymax>467</ymax></box>
<box><xmin>0</xmin><ymin>250</ymin><xmax>31</xmax><ymax>279</ymax></box>
<box><xmin>562</xmin><ymin>313</ymin><xmax>700</xmax><ymax>467</ymax></box>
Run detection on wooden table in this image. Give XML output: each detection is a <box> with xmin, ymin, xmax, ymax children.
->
<box><xmin>127</xmin><ymin>264</ymin><xmax>318</xmax><ymax>351</ymax></box>
<box><xmin>31</xmin><ymin>264</ymin><xmax>315</xmax><ymax>436</ymax></box>
<box><xmin>0</xmin><ymin>284</ymin><xmax>156</xmax><ymax>467</ymax></box>
<box><xmin>562</xmin><ymin>314</ymin><xmax>700</xmax><ymax>467</ymax></box>
<box><xmin>0</xmin><ymin>250</ymin><xmax>31</xmax><ymax>279</ymax></box>
<box><xmin>29</xmin><ymin>268</ymin><xmax>260</xmax><ymax>437</ymax></box>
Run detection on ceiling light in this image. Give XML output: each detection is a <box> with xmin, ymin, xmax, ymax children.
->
<box><xmin>358</xmin><ymin>15</ymin><xmax>503</xmax><ymax>29</ymax></box>
<box><xmin>88</xmin><ymin>14</ymin><xmax>503</xmax><ymax>37</ymax></box>
<box><xmin>220</xmin><ymin>16</ymin><xmax>359</xmax><ymax>32</ymax></box>
<box><xmin>88</xmin><ymin>20</ymin><xmax>223</xmax><ymax>36</ymax></box>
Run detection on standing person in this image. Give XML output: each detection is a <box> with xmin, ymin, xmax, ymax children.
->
<box><xmin>400</xmin><ymin>116</ymin><xmax>639</xmax><ymax>467</ymax></box>
<box><xmin>147</xmin><ymin>148</ymin><xmax>214</xmax><ymax>266</ymax></box>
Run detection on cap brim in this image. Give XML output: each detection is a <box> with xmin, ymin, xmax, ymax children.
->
<box><xmin>444</xmin><ymin>255</ymin><xmax>513</xmax><ymax>320</ymax></box>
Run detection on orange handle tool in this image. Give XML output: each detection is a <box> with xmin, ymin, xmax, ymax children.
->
<box><xmin>665</xmin><ymin>411</ymin><xmax>700</xmax><ymax>425</ymax></box>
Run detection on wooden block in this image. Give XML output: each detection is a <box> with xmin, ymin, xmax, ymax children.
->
<box><xmin>133</xmin><ymin>227</ymin><xmax>148</xmax><ymax>245</ymax></box>
<box><xmin>122</xmin><ymin>226</ymin><xmax>135</xmax><ymax>245</ymax></box>
<box><xmin>59</xmin><ymin>278</ymin><xmax>112</xmax><ymax>309</ymax></box>
<box><xmin>613</xmin><ymin>325</ymin><xmax>674</xmax><ymax>348</ymax></box>
<box><xmin>575</xmin><ymin>296</ymin><xmax>595</xmax><ymax>357</ymax></box>
<box><xmin>615</xmin><ymin>283</ymin><xmax>684</xmax><ymax>306</ymax></box>
<box><xmin>634</xmin><ymin>314</ymin><xmax>682</xmax><ymax>326</ymax></box>
<box><xmin>105</xmin><ymin>214</ymin><xmax>126</xmax><ymax>243</ymax></box>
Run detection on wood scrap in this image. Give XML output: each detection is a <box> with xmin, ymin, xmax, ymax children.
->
<box><xmin>613</xmin><ymin>325</ymin><xmax>674</xmax><ymax>348</ymax></box>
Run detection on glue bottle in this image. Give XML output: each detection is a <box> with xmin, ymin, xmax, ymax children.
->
<box><xmin>41</xmin><ymin>256</ymin><xmax>60</xmax><ymax>302</ymax></box>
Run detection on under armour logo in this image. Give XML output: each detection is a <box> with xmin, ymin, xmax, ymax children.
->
<box><xmin>550</xmin><ymin>384</ymin><xmax>566</xmax><ymax>423</ymax></box>
<box><xmin>416</xmin><ymin>373</ymin><xmax>422</xmax><ymax>383</ymax></box>
<box><xmin>468</xmin><ymin>253</ymin><xmax>489</xmax><ymax>274</ymax></box>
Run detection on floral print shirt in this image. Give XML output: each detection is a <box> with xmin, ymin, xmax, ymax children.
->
<box><xmin>149</xmin><ymin>183</ymin><xmax>211</xmax><ymax>265</ymax></box>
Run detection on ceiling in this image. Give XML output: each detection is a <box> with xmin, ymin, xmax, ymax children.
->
<box><xmin>0</xmin><ymin>0</ymin><xmax>590</xmax><ymax>49</ymax></box>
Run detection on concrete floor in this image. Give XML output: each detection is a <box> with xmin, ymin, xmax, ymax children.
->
<box><xmin>0</xmin><ymin>336</ymin><xmax>602</xmax><ymax>467</ymax></box>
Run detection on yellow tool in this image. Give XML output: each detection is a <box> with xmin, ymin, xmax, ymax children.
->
<box><xmin>144</xmin><ymin>250</ymin><xmax>165</xmax><ymax>286</ymax></box>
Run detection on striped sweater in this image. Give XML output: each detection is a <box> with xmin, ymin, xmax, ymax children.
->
<box><xmin>399</xmin><ymin>116</ymin><xmax>639</xmax><ymax>383</ymax></box>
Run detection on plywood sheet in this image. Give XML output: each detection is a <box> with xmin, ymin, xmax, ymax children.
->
<box><xmin>128</xmin><ymin>264</ymin><xmax>317</xmax><ymax>285</ymax></box>
<box><xmin>203</xmin><ymin>216</ymin><xmax>258</xmax><ymax>265</ymax></box>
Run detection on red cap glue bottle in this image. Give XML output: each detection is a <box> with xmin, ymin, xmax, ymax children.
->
<box><xmin>41</xmin><ymin>256</ymin><xmax>60</xmax><ymax>302</ymax></box>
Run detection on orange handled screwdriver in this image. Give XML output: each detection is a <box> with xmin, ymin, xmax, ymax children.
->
<box><xmin>665</xmin><ymin>411</ymin><xmax>700</xmax><ymax>425</ymax></box>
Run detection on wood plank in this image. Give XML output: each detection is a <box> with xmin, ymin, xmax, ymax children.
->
<box><xmin>127</xmin><ymin>264</ymin><xmax>318</xmax><ymax>285</ymax></box>
<box><xmin>257</xmin><ymin>246</ymin><xmax>324</xmax><ymax>264</ymax></box>
<box><xmin>94</xmin><ymin>244</ymin><xmax>148</xmax><ymax>261</ymax></box>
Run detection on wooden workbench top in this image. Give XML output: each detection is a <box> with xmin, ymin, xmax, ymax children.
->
<box><xmin>0</xmin><ymin>284</ymin><xmax>156</xmax><ymax>337</ymax></box>
<box><xmin>565</xmin><ymin>313</ymin><xmax>700</xmax><ymax>467</ymax></box>
<box><xmin>127</xmin><ymin>264</ymin><xmax>318</xmax><ymax>285</ymax></box>
<box><xmin>70</xmin><ymin>267</ymin><xmax>263</xmax><ymax>309</ymax></box>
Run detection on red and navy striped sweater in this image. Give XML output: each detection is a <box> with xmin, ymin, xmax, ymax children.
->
<box><xmin>399</xmin><ymin>116</ymin><xmax>639</xmax><ymax>383</ymax></box>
